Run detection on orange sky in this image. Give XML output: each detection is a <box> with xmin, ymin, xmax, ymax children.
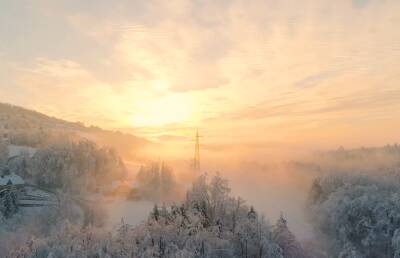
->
<box><xmin>1</xmin><ymin>0</ymin><xmax>400</xmax><ymax>152</ymax></box>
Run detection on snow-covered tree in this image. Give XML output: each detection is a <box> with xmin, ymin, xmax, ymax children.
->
<box><xmin>272</xmin><ymin>214</ymin><xmax>306</xmax><ymax>258</ymax></box>
<box><xmin>136</xmin><ymin>162</ymin><xmax>180</xmax><ymax>202</ymax></box>
<box><xmin>0</xmin><ymin>189</ymin><xmax>19</xmax><ymax>219</ymax></box>
<box><xmin>7</xmin><ymin>151</ymin><xmax>30</xmax><ymax>178</ymax></box>
<box><xmin>0</xmin><ymin>140</ymin><xmax>8</xmax><ymax>167</ymax></box>
<box><xmin>27</xmin><ymin>140</ymin><xmax>126</xmax><ymax>193</ymax></box>
<box><xmin>307</xmin><ymin>174</ymin><xmax>400</xmax><ymax>257</ymax></box>
<box><xmin>9</xmin><ymin>174</ymin><xmax>301</xmax><ymax>258</ymax></box>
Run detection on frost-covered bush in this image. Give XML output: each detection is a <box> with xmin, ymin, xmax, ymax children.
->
<box><xmin>307</xmin><ymin>174</ymin><xmax>400</xmax><ymax>257</ymax></box>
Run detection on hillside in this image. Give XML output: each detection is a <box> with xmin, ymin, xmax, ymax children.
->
<box><xmin>0</xmin><ymin>103</ymin><xmax>150</xmax><ymax>161</ymax></box>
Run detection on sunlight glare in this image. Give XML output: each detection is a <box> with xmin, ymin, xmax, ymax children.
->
<box><xmin>131</xmin><ymin>94</ymin><xmax>193</xmax><ymax>127</ymax></box>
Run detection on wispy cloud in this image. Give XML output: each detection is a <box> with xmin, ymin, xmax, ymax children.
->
<box><xmin>294</xmin><ymin>69</ymin><xmax>343</xmax><ymax>88</ymax></box>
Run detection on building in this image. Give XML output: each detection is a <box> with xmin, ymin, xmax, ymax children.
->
<box><xmin>0</xmin><ymin>173</ymin><xmax>24</xmax><ymax>186</ymax></box>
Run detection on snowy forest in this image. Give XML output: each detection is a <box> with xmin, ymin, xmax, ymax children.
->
<box><xmin>8</xmin><ymin>174</ymin><xmax>307</xmax><ymax>258</ymax></box>
<box><xmin>0</xmin><ymin>104</ymin><xmax>400</xmax><ymax>258</ymax></box>
<box><xmin>2</xmin><ymin>105</ymin><xmax>400</xmax><ymax>258</ymax></box>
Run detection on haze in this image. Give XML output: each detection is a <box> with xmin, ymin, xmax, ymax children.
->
<box><xmin>2</xmin><ymin>1</ymin><xmax>400</xmax><ymax>257</ymax></box>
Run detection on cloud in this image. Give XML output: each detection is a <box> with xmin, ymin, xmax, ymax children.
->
<box><xmin>62</xmin><ymin>0</ymin><xmax>234</xmax><ymax>93</ymax></box>
<box><xmin>114</xmin><ymin>18</ymin><xmax>230</xmax><ymax>92</ymax></box>
<box><xmin>2</xmin><ymin>0</ymin><xmax>400</xmax><ymax>148</ymax></box>
<box><xmin>294</xmin><ymin>69</ymin><xmax>343</xmax><ymax>88</ymax></box>
<box><xmin>205</xmin><ymin>78</ymin><xmax>400</xmax><ymax>128</ymax></box>
<box><xmin>11</xmin><ymin>58</ymin><xmax>135</xmax><ymax>127</ymax></box>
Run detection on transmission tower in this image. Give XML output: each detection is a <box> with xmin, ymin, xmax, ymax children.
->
<box><xmin>193</xmin><ymin>129</ymin><xmax>201</xmax><ymax>173</ymax></box>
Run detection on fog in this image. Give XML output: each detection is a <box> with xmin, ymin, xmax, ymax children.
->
<box><xmin>104</xmin><ymin>199</ymin><xmax>153</xmax><ymax>229</ymax></box>
<box><xmin>3</xmin><ymin>132</ymin><xmax>400</xmax><ymax>256</ymax></box>
<box><xmin>2</xmin><ymin>108</ymin><xmax>400</xmax><ymax>256</ymax></box>
<box><xmin>116</xmin><ymin>141</ymin><xmax>400</xmax><ymax>242</ymax></box>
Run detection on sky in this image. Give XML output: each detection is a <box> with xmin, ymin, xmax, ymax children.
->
<box><xmin>1</xmin><ymin>0</ymin><xmax>400</xmax><ymax>153</ymax></box>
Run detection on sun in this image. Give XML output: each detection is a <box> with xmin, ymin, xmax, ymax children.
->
<box><xmin>131</xmin><ymin>94</ymin><xmax>193</xmax><ymax>127</ymax></box>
